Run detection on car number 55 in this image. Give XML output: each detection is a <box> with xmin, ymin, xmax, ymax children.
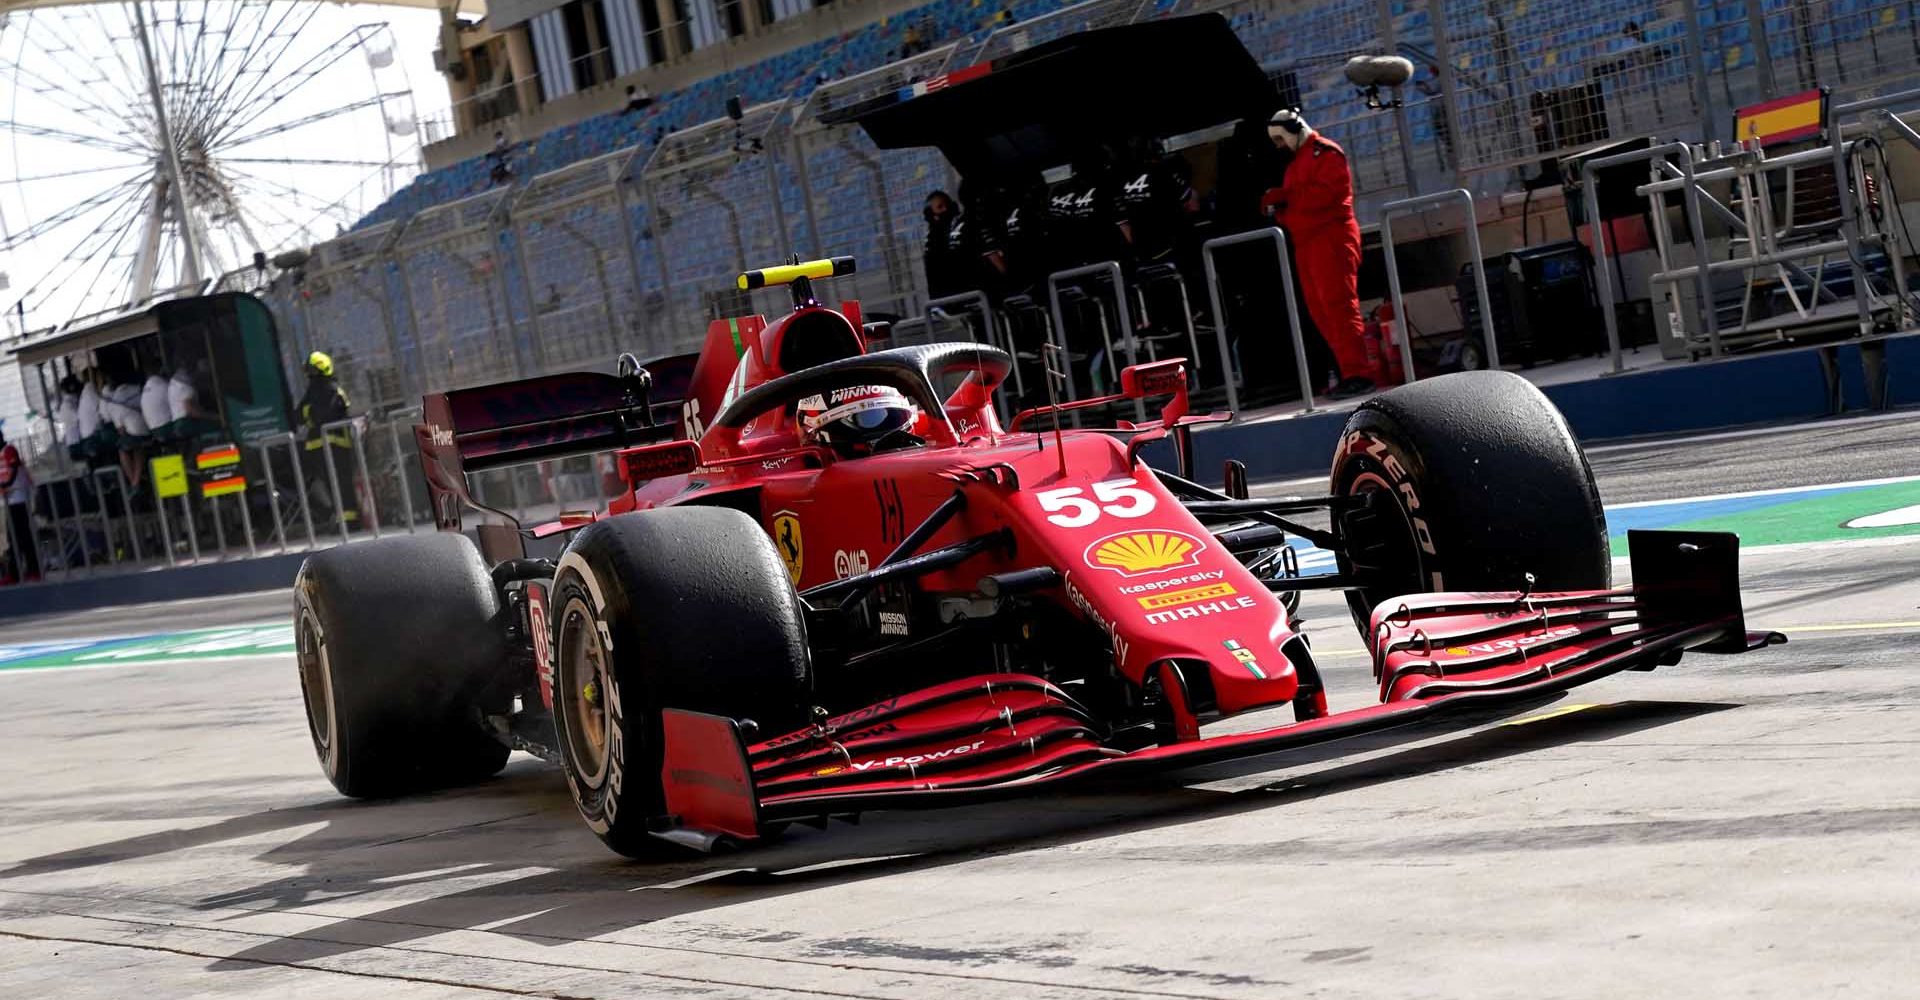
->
<box><xmin>1036</xmin><ymin>478</ymin><xmax>1157</xmax><ymax>528</ymax></box>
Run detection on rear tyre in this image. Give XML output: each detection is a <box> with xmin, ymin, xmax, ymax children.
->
<box><xmin>295</xmin><ymin>533</ymin><xmax>511</xmax><ymax>798</ymax></box>
<box><xmin>550</xmin><ymin>507</ymin><xmax>811</xmax><ymax>857</ymax></box>
<box><xmin>1331</xmin><ymin>370</ymin><xmax>1610</xmax><ymax>645</ymax></box>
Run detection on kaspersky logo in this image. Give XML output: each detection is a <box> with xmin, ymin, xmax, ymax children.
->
<box><xmin>1084</xmin><ymin>530</ymin><xmax>1206</xmax><ymax>577</ymax></box>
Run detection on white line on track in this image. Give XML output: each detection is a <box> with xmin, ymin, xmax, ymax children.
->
<box><xmin>0</xmin><ymin>651</ymin><xmax>291</xmax><ymax>679</ymax></box>
<box><xmin>1582</xmin><ymin>409</ymin><xmax>1920</xmax><ymax>454</ymax></box>
<box><xmin>1606</xmin><ymin>473</ymin><xmax>1920</xmax><ymax>509</ymax></box>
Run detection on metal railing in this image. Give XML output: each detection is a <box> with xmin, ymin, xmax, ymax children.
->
<box><xmin>1046</xmin><ymin>261</ymin><xmax>1147</xmax><ymax>421</ymax></box>
<box><xmin>254</xmin><ymin>432</ymin><xmax>316</xmax><ymax>552</ymax></box>
<box><xmin>419</xmin><ymin>77</ymin><xmax>545</xmax><ymax>147</ymax></box>
<box><xmin>1201</xmin><ymin>227</ymin><xmax>1314</xmax><ymax>415</ymax></box>
<box><xmin>1378</xmin><ymin>188</ymin><xmax>1497</xmax><ymax>380</ymax></box>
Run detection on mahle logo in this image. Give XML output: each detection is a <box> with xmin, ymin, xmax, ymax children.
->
<box><xmin>1084</xmin><ymin>530</ymin><xmax>1205</xmax><ymax>577</ymax></box>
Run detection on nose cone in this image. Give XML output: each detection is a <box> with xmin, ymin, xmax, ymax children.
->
<box><xmin>1201</xmin><ymin>633</ymin><xmax>1305</xmax><ymax>715</ymax></box>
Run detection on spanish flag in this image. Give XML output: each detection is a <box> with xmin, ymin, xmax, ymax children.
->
<box><xmin>1735</xmin><ymin>89</ymin><xmax>1825</xmax><ymax>147</ymax></box>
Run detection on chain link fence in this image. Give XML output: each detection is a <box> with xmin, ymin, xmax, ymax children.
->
<box><xmin>298</xmin><ymin>224</ymin><xmax>409</xmax><ymax>412</ymax></box>
<box><xmin>389</xmin><ymin>188</ymin><xmax>523</xmax><ymax>395</ymax></box>
<box><xmin>791</xmin><ymin>44</ymin><xmax>962</xmax><ymax>319</ymax></box>
<box><xmin>969</xmin><ymin>0</ymin><xmax>1156</xmax><ymax>62</ymax></box>
<box><xmin>510</xmin><ymin>146</ymin><xmax>651</xmax><ymax>372</ymax></box>
<box><xmin>1436</xmin><ymin>0</ymin><xmax>1704</xmax><ymax>173</ymax></box>
<box><xmin>636</xmin><ymin>99</ymin><xmax>802</xmax><ymax>353</ymax></box>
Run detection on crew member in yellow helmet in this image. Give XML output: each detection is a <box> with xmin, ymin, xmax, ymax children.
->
<box><xmin>299</xmin><ymin>350</ymin><xmax>359</xmax><ymax>523</ymax></box>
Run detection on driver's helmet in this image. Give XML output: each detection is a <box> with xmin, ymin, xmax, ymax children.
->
<box><xmin>797</xmin><ymin>384</ymin><xmax>921</xmax><ymax>456</ymax></box>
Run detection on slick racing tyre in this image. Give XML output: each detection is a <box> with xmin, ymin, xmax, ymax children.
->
<box><xmin>550</xmin><ymin>507</ymin><xmax>812</xmax><ymax>857</ymax></box>
<box><xmin>295</xmin><ymin>533</ymin><xmax>512</xmax><ymax>798</ymax></box>
<box><xmin>1330</xmin><ymin>370</ymin><xmax>1610</xmax><ymax>646</ymax></box>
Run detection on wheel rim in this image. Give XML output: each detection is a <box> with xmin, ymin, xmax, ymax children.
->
<box><xmin>1340</xmin><ymin>474</ymin><xmax>1426</xmax><ymax>614</ymax></box>
<box><xmin>557</xmin><ymin>596</ymin><xmax>612</xmax><ymax>787</ymax></box>
<box><xmin>295</xmin><ymin>607</ymin><xmax>335</xmax><ymax>765</ymax></box>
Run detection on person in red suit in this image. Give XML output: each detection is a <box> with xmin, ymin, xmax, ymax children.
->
<box><xmin>1264</xmin><ymin>108</ymin><xmax>1374</xmax><ymax>399</ymax></box>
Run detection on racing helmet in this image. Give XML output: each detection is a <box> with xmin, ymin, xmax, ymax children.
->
<box><xmin>797</xmin><ymin>384</ymin><xmax>921</xmax><ymax>456</ymax></box>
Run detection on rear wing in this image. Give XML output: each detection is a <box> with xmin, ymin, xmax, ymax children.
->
<box><xmin>417</xmin><ymin>353</ymin><xmax>696</xmax><ymax>530</ymax></box>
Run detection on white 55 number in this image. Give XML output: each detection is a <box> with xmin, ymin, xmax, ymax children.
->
<box><xmin>1036</xmin><ymin>478</ymin><xmax>1157</xmax><ymax>528</ymax></box>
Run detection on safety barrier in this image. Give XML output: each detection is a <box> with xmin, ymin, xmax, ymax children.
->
<box><xmin>1378</xmin><ymin>189</ymin><xmax>1497</xmax><ymax>379</ymax></box>
<box><xmin>1200</xmin><ymin>227</ymin><xmax>1314</xmax><ymax>416</ymax></box>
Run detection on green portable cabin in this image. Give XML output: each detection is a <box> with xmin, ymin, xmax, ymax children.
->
<box><xmin>12</xmin><ymin>291</ymin><xmax>296</xmax><ymax>452</ymax></box>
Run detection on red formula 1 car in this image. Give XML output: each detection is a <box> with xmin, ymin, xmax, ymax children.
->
<box><xmin>294</xmin><ymin>256</ymin><xmax>1781</xmax><ymax>856</ymax></box>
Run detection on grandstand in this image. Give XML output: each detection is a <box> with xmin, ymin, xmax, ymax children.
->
<box><xmin>267</xmin><ymin>0</ymin><xmax>1920</xmax><ymax>412</ymax></box>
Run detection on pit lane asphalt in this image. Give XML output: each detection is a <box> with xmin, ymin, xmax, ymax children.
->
<box><xmin>1</xmin><ymin>412</ymin><xmax>1915</xmax><ymax>999</ymax></box>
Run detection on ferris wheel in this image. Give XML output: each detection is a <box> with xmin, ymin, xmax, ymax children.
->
<box><xmin>0</xmin><ymin>0</ymin><xmax>422</xmax><ymax>330</ymax></box>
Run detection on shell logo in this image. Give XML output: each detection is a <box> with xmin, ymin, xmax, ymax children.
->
<box><xmin>1084</xmin><ymin>530</ymin><xmax>1206</xmax><ymax>577</ymax></box>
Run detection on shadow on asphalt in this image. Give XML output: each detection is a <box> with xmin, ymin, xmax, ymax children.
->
<box><xmin>1</xmin><ymin>700</ymin><xmax>1735</xmax><ymax>970</ymax></box>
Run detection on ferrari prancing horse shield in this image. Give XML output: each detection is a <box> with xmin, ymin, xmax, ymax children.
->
<box><xmin>771</xmin><ymin>510</ymin><xmax>803</xmax><ymax>584</ymax></box>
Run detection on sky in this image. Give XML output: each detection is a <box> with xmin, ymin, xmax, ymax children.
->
<box><xmin>0</xmin><ymin>0</ymin><xmax>451</xmax><ymax>335</ymax></box>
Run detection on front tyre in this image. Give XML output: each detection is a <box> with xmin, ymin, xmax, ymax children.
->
<box><xmin>1331</xmin><ymin>370</ymin><xmax>1610</xmax><ymax>644</ymax></box>
<box><xmin>550</xmin><ymin>507</ymin><xmax>811</xmax><ymax>857</ymax></box>
<box><xmin>294</xmin><ymin>533</ymin><xmax>511</xmax><ymax>797</ymax></box>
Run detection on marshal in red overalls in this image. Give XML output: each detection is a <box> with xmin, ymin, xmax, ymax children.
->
<box><xmin>1263</xmin><ymin>116</ymin><xmax>1368</xmax><ymax>390</ymax></box>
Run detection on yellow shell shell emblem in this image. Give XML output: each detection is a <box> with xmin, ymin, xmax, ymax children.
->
<box><xmin>1084</xmin><ymin>530</ymin><xmax>1206</xmax><ymax>576</ymax></box>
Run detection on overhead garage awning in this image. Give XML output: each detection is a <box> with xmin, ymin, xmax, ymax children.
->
<box><xmin>9</xmin><ymin>305</ymin><xmax>162</xmax><ymax>368</ymax></box>
<box><xmin>845</xmin><ymin>15</ymin><xmax>1277</xmax><ymax>178</ymax></box>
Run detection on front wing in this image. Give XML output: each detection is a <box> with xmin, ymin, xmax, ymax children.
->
<box><xmin>655</xmin><ymin>531</ymin><xmax>1783</xmax><ymax>848</ymax></box>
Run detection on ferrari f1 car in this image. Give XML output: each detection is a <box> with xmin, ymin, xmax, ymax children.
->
<box><xmin>294</xmin><ymin>256</ymin><xmax>1782</xmax><ymax>856</ymax></box>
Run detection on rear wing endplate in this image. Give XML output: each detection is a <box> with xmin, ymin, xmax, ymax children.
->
<box><xmin>417</xmin><ymin>353</ymin><xmax>696</xmax><ymax>530</ymax></box>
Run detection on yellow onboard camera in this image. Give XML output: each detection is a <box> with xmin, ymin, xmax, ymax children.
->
<box><xmin>737</xmin><ymin>255</ymin><xmax>857</xmax><ymax>291</ymax></box>
<box><xmin>739</xmin><ymin>255</ymin><xmax>858</xmax><ymax>312</ymax></box>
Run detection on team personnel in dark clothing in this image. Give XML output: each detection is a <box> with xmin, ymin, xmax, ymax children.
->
<box><xmin>1112</xmin><ymin>138</ymin><xmax>1197</xmax><ymax>269</ymax></box>
<box><xmin>922</xmin><ymin>190</ymin><xmax>963</xmax><ymax>300</ymax></box>
<box><xmin>924</xmin><ymin>188</ymin><xmax>997</xmax><ymax>339</ymax></box>
<box><xmin>1046</xmin><ymin>149</ymin><xmax>1127</xmax><ymax>273</ymax></box>
<box><xmin>943</xmin><ymin>187</ymin><xmax>993</xmax><ymax>299</ymax></box>
<box><xmin>299</xmin><ymin>351</ymin><xmax>359</xmax><ymax>523</ymax></box>
<box><xmin>980</xmin><ymin>176</ymin><xmax>1051</xmax><ymax>299</ymax></box>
